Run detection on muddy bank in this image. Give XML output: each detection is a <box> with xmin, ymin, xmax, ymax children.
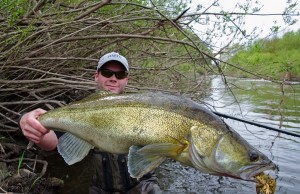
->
<box><xmin>0</xmin><ymin>142</ymin><xmax>64</xmax><ymax>193</ymax></box>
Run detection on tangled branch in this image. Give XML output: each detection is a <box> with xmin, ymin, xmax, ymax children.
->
<box><xmin>0</xmin><ymin>1</ymin><xmax>219</xmax><ymax>132</ymax></box>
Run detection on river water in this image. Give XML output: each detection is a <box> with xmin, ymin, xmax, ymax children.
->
<box><xmin>46</xmin><ymin>76</ymin><xmax>300</xmax><ymax>194</ymax></box>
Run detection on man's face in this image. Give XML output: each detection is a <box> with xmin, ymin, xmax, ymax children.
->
<box><xmin>94</xmin><ymin>61</ymin><xmax>128</xmax><ymax>94</ymax></box>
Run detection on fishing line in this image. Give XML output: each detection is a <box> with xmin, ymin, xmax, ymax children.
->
<box><xmin>213</xmin><ymin>111</ymin><xmax>300</xmax><ymax>138</ymax></box>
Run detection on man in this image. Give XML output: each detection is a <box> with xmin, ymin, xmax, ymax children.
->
<box><xmin>19</xmin><ymin>52</ymin><xmax>162</xmax><ymax>194</ymax></box>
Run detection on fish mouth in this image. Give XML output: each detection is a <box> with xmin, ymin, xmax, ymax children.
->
<box><xmin>239</xmin><ymin>162</ymin><xmax>277</xmax><ymax>180</ymax></box>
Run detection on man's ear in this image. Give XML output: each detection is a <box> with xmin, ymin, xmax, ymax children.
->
<box><xmin>94</xmin><ymin>71</ymin><xmax>99</xmax><ymax>81</ymax></box>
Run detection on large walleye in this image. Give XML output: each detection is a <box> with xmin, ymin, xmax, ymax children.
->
<box><xmin>39</xmin><ymin>91</ymin><xmax>276</xmax><ymax>180</ymax></box>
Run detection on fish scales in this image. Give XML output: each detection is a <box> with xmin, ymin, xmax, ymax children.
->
<box><xmin>41</xmin><ymin>105</ymin><xmax>219</xmax><ymax>154</ymax></box>
<box><xmin>39</xmin><ymin>91</ymin><xmax>276</xmax><ymax>181</ymax></box>
<box><xmin>40</xmin><ymin>92</ymin><xmax>225</xmax><ymax>154</ymax></box>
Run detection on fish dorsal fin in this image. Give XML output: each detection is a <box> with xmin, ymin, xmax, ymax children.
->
<box><xmin>70</xmin><ymin>90</ymin><xmax>114</xmax><ymax>105</ymax></box>
<box><xmin>90</xmin><ymin>90</ymin><xmax>113</xmax><ymax>97</ymax></box>
<box><xmin>128</xmin><ymin>145</ymin><xmax>166</xmax><ymax>179</ymax></box>
<box><xmin>57</xmin><ymin>133</ymin><xmax>94</xmax><ymax>165</ymax></box>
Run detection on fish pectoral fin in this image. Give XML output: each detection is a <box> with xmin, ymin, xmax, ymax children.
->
<box><xmin>128</xmin><ymin>143</ymin><xmax>185</xmax><ymax>179</ymax></box>
<box><xmin>128</xmin><ymin>145</ymin><xmax>166</xmax><ymax>180</ymax></box>
<box><xmin>137</xmin><ymin>142</ymin><xmax>186</xmax><ymax>157</ymax></box>
<box><xmin>57</xmin><ymin>133</ymin><xmax>94</xmax><ymax>165</ymax></box>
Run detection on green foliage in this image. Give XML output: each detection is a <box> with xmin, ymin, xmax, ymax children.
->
<box><xmin>227</xmin><ymin>29</ymin><xmax>300</xmax><ymax>80</ymax></box>
<box><xmin>137</xmin><ymin>0</ymin><xmax>190</xmax><ymax>16</ymax></box>
<box><xmin>30</xmin><ymin>176</ymin><xmax>42</xmax><ymax>190</ymax></box>
<box><xmin>0</xmin><ymin>0</ymin><xmax>28</xmax><ymax>26</ymax></box>
<box><xmin>4</xmin><ymin>24</ymin><xmax>35</xmax><ymax>47</ymax></box>
<box><xmin>17</xmin><ymin>150</ymin><xmax>25</xmax><ymax>176</ymax></box>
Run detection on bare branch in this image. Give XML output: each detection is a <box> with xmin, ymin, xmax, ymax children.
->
<box><xmin>75</xmin><ymin>0</ymin><xmax>112</xmax><ymax>20</ymax></box>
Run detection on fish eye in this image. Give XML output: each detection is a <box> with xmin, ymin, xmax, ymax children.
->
<box><xmin>249</xmin><ymin>151</ymin><xmax>259</xmax><ymax>162</ymax></box>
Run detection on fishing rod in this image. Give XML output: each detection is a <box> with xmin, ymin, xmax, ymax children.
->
<box><xmin>213</xmin><ymin>111</ymin><xmax>300</xmax><ymax>138</ymax></box>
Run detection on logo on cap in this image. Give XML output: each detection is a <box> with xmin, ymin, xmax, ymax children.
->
<box><xmin>97</xmin><ymin>52</ymin><xmax>129</xmax><ymax>71</ymax></box>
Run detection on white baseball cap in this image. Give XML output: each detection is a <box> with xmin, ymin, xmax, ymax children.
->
<box><xmin>97</xmin><ymin>52</ymin><xmax>129</xmax><ymax>71</ymax></box>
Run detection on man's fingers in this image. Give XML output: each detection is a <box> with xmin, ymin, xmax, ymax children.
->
<box><xmin>23</xmin><ymin>131</ymin><xmax>41</xmax><ymax>143</ymax></box>
<box><xmin>27</xmin><ymin>117</ymin><xmax>49</xmax><ymax>135</ymax></box>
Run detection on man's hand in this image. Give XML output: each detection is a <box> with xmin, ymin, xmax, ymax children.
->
<box><xmin>20</xmin><ymin>108</ymin><xmax>49</xmax><ymax>144</ymax></box>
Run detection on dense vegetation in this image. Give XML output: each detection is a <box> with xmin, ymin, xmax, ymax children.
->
<box><xmin>225</xmin><ymin>30</ymin><xmax>300</xmax><ymax>81</ymax></box>
<box><xmin>0</xmin><ymin>0</ymin><xmax>214</xmax><ymax>131</ymax></box>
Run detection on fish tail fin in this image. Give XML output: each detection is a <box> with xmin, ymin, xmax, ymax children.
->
<box><xmin>57</xmin><ymin>133</ymin><xmax>94</xmax><ymax>165</ymax></box>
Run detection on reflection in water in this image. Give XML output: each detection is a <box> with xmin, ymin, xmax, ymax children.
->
<box><xmin>46</xmin><ymin>76</ymin><xmax>300</xmax><ymax>194</ymax></box>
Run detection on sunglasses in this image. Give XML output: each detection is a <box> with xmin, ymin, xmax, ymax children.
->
<box><xmin>99</xmin><ymin>69</ymin><xmax>128</xmax><ymax>79</ymax></box>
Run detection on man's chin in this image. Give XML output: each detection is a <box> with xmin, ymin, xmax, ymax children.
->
<box><xmin>105</xmin><ymin>86</ymin><xmax>120</xmax><ymax>93</ymax></box>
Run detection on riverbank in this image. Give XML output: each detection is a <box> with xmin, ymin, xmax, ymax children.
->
<box><xmin>224</xmin><ymin>30</ymin><xmax>300</xmax><ymax>83</ymax></box>
<box><xmin>0</xmin><ymin>140</ymin><xmax>64</xmax><ymax>193</ymax></box>
<box><xmin>220</xmin><ymin>69</ymin><xmax>300</xmax><ymax>82</ymax></box>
